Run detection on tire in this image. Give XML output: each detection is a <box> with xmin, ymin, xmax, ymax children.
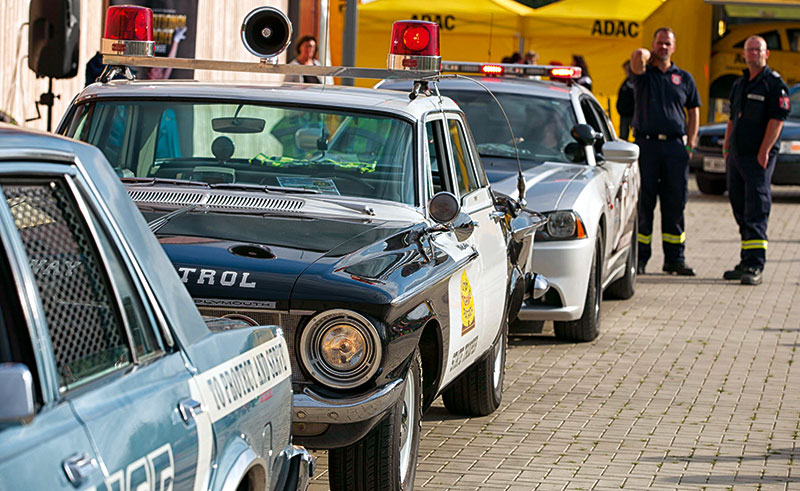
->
<box><xmin>606</xmin><ymin>218</ymin><xmax>637</xmax><ymax>300</ymax></box>
<box><xmin>554</xmin><ymin>237</ymin><xmax>601</xmax><ymax>342</ymax></box>
<box><xmin>696</xmin><ymin>173</ymin><xmax>726</xmax><ymax>195</ymax></box>
<box><xmin>442</xmin><ymin>319</ymin><xmax>507</xmax><ymax>416</ymax></box>
<box><xmin>329</xmin><ymin>349</ymin><xmax>422</xmax><ymax>491</ymax></box>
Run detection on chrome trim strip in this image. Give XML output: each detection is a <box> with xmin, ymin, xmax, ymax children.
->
<box><xmin>293</xmin><ymin>377</ymin><xmax>404</xmax><ymax>424</ymax></box>
<box><xmin>101</xmin><ymin>39</ymin><xmax>155</xmax><ymax>57</ymax></box>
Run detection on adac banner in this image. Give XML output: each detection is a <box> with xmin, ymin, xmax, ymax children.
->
<box><xmin>110</xmin><ymin>0</ymin><xmax>198</xmax><ymax>79</ymax></box>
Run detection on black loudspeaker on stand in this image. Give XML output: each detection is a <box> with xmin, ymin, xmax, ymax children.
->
<box><xmin>27</xmin><ymin>0</ymin><xmax>80</xmax><ymax>130</ymax></box>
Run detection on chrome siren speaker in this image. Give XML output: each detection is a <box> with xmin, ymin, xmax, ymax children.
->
<box><xmin>241</xmin><ymin>7</ymin><xmax>292</xmax><ymax>59</ymax></box>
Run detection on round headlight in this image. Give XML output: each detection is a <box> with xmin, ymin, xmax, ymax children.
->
<box><xmin>547</xmin><ymin>211</ymin><xmax>577</xmax><ymax>238</ymax></box>
<box><xmin>299</xmin><ymin>310</ymin><xmax>381</xmax><ymax>389</ymax></box>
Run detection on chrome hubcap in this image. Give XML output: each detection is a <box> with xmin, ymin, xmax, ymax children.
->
<box><xmin>398</xmin><ymin>375</ymin><xmax>415</xmax><ymax>480</ymax></box>
<box><xmin>492</xmin><ymin>334</ymin><xmax>503</xmax><ymax>389</ymax></box>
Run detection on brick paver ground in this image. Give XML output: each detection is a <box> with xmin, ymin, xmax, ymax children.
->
<box><xmin>308</xmin><ymin>182</ymin><xmax>800</xmax><ymax>490</ymax></box>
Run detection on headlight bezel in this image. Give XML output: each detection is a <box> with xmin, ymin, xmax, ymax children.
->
<box><xmin>536</xmin><ymin>210</ymin><xmax>587</xmax><ymax>240</ymax></box>
<box><xmin>299</xmin><ymin>309</ymin><xmax>382</xmax><ymax>390</ymax></box>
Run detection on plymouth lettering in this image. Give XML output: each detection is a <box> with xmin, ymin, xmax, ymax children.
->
<box><xmin>177</xmin><ymin>267</ymin><xmax>257</xmax><ymax>288</ymax></box>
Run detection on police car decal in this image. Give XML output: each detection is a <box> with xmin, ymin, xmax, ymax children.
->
<box><xmin>85</xmin><ymin>443</ymin><xmax>174</xmax><ymax>491</ymax></box>
<box><xmin>460</xmin><ymin>271</ymin><xmax>475</xmax><ymax>336</ymax></box>
<box><xmin>195</xmin><ymin>336</ymin><xmax>290</xmax><ymax>422</ymax></box>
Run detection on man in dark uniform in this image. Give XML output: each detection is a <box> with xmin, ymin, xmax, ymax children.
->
<box><xmin>722</xmin><ymin>35</ymin><xmax>790</xmax><ymax>286</ymax></box>
<box><xmin>630</xmin><ymin>27</ymin><xmax>700</xmax><ymax>276</ymax></box>
<box><xmin>617</xmin><ymin>60</ymin><xmax>635</xmax><ymax>140</ymax></box>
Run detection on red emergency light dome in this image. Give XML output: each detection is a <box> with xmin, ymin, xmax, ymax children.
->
<box><xmin>101</xmin><ymin>5</ymin><xmax>155</xmax><ymax>57</ymax></box>
<box><xmin>388</xmin><ymin>20</ymin><xmax>441</xmax><ymax>72</ymax></box>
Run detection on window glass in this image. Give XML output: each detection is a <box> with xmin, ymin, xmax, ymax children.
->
<box><xmin>580</xmin><ymin>100</ymin><xmax>604</xmax><ymax>139</ymax></box>
<box><xmin>425</xmin><ymin>120</ymin><xmax>447</xmax><ymax>195</ymax></box>
<box><xmin>448</xmin><ymin>119</ymin><xmax>480</xmax><ymax>196</ymax></box>
<box><xmin>439</xmin><ymin>90</ymin><xmax>577</xmax><ymax>163</ymax></box>
<box><xmin>65</xmin><ymin>101</ymin><xmax>417</xmax><ymax>205</ymax></box>
<box><xmin>589</xmin><ymin>100</ymin><xmax>613</xmax><ymax>141</ymax></box>
<box><xmin>789</xmin><ymin>29</ymin><xmax>800</xmax><ymax>52</ymax></box>
<box><xmin>734</xmin><ymin>31</ymin><xmax>781</xmax><ymax>50</ymax></box>
<box><xmin>2</xmin><ymin>179</ymin><xmax>131</xmax><ymax>390</ymax></box>
<box><xmin>789</xmin><ymin>90</ymin><xmax>800</xmax><ymax>121</ymax></box>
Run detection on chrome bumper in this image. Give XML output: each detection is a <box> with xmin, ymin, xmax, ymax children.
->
<box><xmin>274</xmin><ymin>444</ymin><xmax>315</xmax><ymax>491</ymax></box>
<box><xmin>292</xmin><ymin>377</ymin><xmax>405</xmax><ymax>424</ymax></box>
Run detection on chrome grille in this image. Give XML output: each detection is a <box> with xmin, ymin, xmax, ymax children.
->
<box><xmin>196</xmin><ymin>306</ymin><xmax>307</xmax><ymax>384</ymax></box>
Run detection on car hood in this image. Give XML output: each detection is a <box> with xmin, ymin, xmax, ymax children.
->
<box><xmin>700</xmin><ymin>119</ymin><xmax>800</xmax><ymax>138</ymax></box>
<box><xmin>151</xmin><ymin>211</ymin><xmax>421</xmax><ymax>310</ymax></box>
<box><xmin>485</xmin><ymin>156</ymin><xmax>589</xmax><ymax>211</ymax></box>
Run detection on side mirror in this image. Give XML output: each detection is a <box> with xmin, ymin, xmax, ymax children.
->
<box><xmin>571</xmin><ymin>124</ymin><xmax>601</xmax><ymax>146</ymax></box>
<box><xmin>601</xmin><ymin>140</ymin><xmax>640</xmax><ymax>165</ymax></box>
<box><xmin>294</xmin><ymin>128</ymin><xmax>328</xmax><ymax>152</ymax></box>
<box><xmin>0</xmin><ymin>363</ymin><xmax>35</xmax><ymax>423</ymax></box>
<box><xmin>428</xmin><ymin>192</ymin><xmax>460</xmax><ymax>225</ymax></box>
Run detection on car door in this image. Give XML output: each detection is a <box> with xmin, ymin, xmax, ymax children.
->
<box><xmin>444</xmin><ymin>114</ymin><xmax>508</xmax><ymax>371</ymax></box>
<box><xmin>0</xmin><ymin>180</ymin><xmax>106</xmax><ymax>491</ymax></box>
<box><xmin>0</xmin><ymin>175</ymin><xmax>202</xmax><ymax>491</ymax></box>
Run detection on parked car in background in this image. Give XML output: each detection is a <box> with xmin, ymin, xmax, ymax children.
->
<box><xmin>709</xmin><ymin>22</ymin><xmax>800</xmax><ymax>121</ymax></box>
<box><xmin>691</xmin><ymin>84</ymin><xmax>800</xmax><ymax>195</ymax></box>
<box><xmin>380</xmin><ymin>69</ymin><xmax>640</xmax><ymax>343</ymax></box>
<box><xmin>0</xmin><ymin>124</ymin><xmax>313</xmax><ymax>491</ymax></box>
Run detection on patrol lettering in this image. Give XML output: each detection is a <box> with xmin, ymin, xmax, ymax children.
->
<box><xmin>177</xmin><ymin>266</ymin><xmax>257</xmax><ymax>288</ymax></box>
<box><xmin>411</xmin><ymin>14</ymin><xmax>455</xmax><ymax>30</ymax></box>
<box><xmin>195</xmin><ymin>337</ymin><xmax>291</xmax><ymax>422</ymax></box>
<box><xmin>86</xmin><ymin>444</ymin><xmax>174</xmax><ymax>491</ymax></box>
<box><xmin>591</xmin><ymin>20</ymin><xmax>638</xmax><ymax>37</ymax></box>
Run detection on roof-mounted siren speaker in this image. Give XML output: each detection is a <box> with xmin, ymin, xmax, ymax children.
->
<box><xmin>241</xmin><ymin>7</ymin><xmax>292</xmax><ymax>63</ymax></box>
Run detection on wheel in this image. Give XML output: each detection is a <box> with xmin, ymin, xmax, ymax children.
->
<box><xmin>696</xmin><ymin>173</ymin><xmax>726</xmax><ymax>195</ymax></box>
<box><xmin>606</xmin><ymin>217</ymin><xmax>637</xmax><ymax>300</ymax></box>
<box><xmin>442</xmin><ymin>319</ymin><xmax>507</xmax><ymax>416</ymax></box>
<box><xmin>329</xmin><ymin>349</ymin><xmax>422</xmax><ymax>491</ymax></box>
<box><xmin>554</xmin><ymin>237</ymin><xmax>601</xmax><ymax>342</ymax></box>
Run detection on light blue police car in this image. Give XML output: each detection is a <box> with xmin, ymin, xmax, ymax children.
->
<box><xmin>0</xmin><ymin>124</ymin><xmax>313</xmax><ymax>490</ymax></box>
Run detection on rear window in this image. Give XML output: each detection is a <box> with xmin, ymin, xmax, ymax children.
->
<box><xmin>65</xmin><ymin>100</ymin><xmax>417</xmax><ymax>205</ymax></box>
<box><xmin>440</xmin><ymin>90</ymin><xmax>577</xmax><ymax>163</ymax></box>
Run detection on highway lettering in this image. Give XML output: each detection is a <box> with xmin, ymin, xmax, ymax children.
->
<box><xmin>411</xmin><ymin>14</ymin><xmax>455</xmax><ymax>30</ymax></box>
<box><xmin>196</xmin><ymin>337</ymin><xmax>290</xmax><ymax>422</ymax></box>
<box><xmin>177</xmin><ymin>267</ymin><xmax>257</xmax><ymax>288</ymax></box>
<box><xmin>591</xmin><ymin>20</ymin><xmax>638</xmax><ymax>37</ymax></box>
<box><xmin>86</xmin><ymin>444</ymin><xmax>173</xmax><ymax>491</ymax></box>
<box><xmin>449</xmin><ymin>336</ymin><xmax>478</xmax><ymax>371</ymax></box>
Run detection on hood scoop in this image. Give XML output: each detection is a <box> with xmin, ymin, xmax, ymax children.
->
<box><xmin>127</xmin><ymin>188</ymin><xmax>305</xmax><ymax>213</ymax></box>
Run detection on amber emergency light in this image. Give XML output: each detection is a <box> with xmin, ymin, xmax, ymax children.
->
<box><xmin>101</xmin><ymin>5</ymin><xmax>155</xmax><ymax>57</ymax></box>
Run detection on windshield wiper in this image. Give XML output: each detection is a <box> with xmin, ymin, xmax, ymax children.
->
<box><xmin>209</xmin><ymin>183</ymin><xmax>321</xmax><ymax>194</ymax></box>
<box><xmin>312</xmin><ymin>197</ymin><xmax>375</xmax><ymax>216</ymax></box>
<box><xmin>147</xmin><ymin>204</ymin><xmax>197</xmax><ymax>233</ymax></box>
<box><xmin>122</xmin><ymin>177</ymin><xmax>209</xmax><ymax>187</ymax></box>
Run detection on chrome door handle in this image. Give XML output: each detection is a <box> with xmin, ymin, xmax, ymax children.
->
<box><xmin>62</xmin><ymin>453</ymin><xmax>98</xmax><ymax>485</ymax></box>
<box><xmin>178</xmin><ymin>398</ymin><xmax>204</xmax><ymax>422</ymax></box>
<box><xmin>489</xmin><ymin>210</ymin><xmax>505</xmax><ymax>223</ymax></box>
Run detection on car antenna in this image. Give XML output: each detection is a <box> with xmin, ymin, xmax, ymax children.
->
<box><xmin>438</xmin><ymin>73</ymin><xmax>527</xmax><ymax>206</ymax></box>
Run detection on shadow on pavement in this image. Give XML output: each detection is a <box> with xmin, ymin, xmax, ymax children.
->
<box><xmin>508</xmin><ymin>335</ymin><xmax>571</xmax><ymax>347</ymax></box>
<box><xmin>422</xmin><ymin>405</ymin><xmax>472</xmax><ymax>423</ymax></box>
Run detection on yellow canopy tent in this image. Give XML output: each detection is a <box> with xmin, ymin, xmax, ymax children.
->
<box><xmin>523</xmin><ymin>0</ymin><xmax>664</xmax><ymax>116</ymax></box>
<box><xmin>355</xmin><ymin>0</ymin><xmax>535</xmax><ymax>85</ymax></box>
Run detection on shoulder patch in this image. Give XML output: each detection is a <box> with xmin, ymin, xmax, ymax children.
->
<box><xmin>771</xmin><ymin>70</ymin><xmax>782</xmax><ymax>78</ymax></box>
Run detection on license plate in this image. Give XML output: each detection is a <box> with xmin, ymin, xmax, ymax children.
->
<box><xmin>703</xmin><ymin>156</ymin><xmax>726</xmax><ymax>173</ymax></box>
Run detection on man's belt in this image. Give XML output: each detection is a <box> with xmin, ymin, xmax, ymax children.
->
<box><xmin>636</xmin><ymin>133</ymin><xmax>683</xmax><ymax>141</ymax></box>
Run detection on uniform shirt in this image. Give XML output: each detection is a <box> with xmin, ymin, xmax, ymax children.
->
<box><xmin>729</xmin><ymin>65</ymin><xmax>790</xmax><ymax>157</ymax></box>
<box><xmin>632</xmin><ymin>63</ymin><xmax>700</xmax><ymax>137</ymax></box>
<box><xmin>616</xmin><ymin>78</ymin><xmax>635</xmax><ymax>117</ymax></box>
<box><xmin>284</xmin><ymin>58</ymin><xmax>321</xmax><ymax>84</ymax></box>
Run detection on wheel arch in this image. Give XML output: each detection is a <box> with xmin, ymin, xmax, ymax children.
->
<box><xmin>417</xmin><ymin>318</ymin><xmax>444</xmax><ymax>410</ymax></box>
<box><xmin>213</xmin><ymin>443</ymin><xmax>268</xmax><ymax>491</ymax></box>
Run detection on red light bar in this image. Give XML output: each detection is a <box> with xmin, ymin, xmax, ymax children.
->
<box><xmin>101</xmin><ymin>6</ymin><xmax>155</xmax><ymax>57</ymax></box>
<box><xmin>549</xmin><ymin>67</ymin><xmax>582</xmax><ymax>79</ymax></box>
<box><xmin>387</xmin><ymin>20</ymin><xmax>441</xmax><ymax>72</ymax></box>
<box><xmin>481</xmin><ymin>64</ymin><xmax>504</xmax><ymax>76</ymax></box>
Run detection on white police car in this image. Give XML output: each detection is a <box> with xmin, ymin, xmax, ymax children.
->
<box><xmin>0</xmin><ymin>124</ymin><xmax>313</xmax><ymax>490</ymax></box>
<box><xmin>58</xmin><ymin>6</ymin><xmax>547</xmax><ymax>490</ymax></box>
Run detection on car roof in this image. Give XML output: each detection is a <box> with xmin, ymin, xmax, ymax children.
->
<box><xmin>380</xmin><ymin>76</ymin><xmax>581</xmax><ymax>101</ymax></box>
<box><xmin>75</xmin><ymin>80</ymin><xmax>462</xmax><ymax>120</ymax></box>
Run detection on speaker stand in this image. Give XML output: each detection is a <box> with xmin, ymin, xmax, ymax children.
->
<box><xmin>27</xmin><ymin>78</ymin><xmax>59</xmax><ymax>131</ymax></box>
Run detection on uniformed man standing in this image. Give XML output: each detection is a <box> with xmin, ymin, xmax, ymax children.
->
<box><xmin>630</xmin><ymin>27</ymin><xmax>700</xmax><ymax>276</ymax></box>
<box><xmin>722</xmin><ymin>35</ymin><xmax>790</xmax><ymax>285</ymax></box>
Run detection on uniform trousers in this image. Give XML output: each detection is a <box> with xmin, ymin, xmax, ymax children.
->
<box><xmin>726</xmin><ymin>151</ymin><xmax>776</xmax><ymax>270</ymax></box>
<box><xmin>635</xmin><ymin>138</ymin><xmax>689</xmax><ymax>264</ymax></box>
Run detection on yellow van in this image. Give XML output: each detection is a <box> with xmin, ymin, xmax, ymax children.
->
<box><xmin>709</xmin><ymin>22</ymin><xmax>800</xmax><ymax>121</ymax></box>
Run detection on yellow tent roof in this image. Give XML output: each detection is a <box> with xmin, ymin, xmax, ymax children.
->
<box><xmin>524</xmin><ymin>0</ymin><xmax>665</xmax><ymax>38</ymax></box>
<box><xmin>528</xmin><ymin>0</ymin><xmax>665</xmax><ymax>21</ymax></box>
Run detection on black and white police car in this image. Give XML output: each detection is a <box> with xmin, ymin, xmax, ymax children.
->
<box><xmin>59</xmin><ymin>6</ymin><xmax>547</xmax><ymax>490</ymax></box>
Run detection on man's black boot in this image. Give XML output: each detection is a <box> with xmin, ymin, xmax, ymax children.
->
<box><xmin>740</xmin><ymin>266</ymin><xmax>762</xmax><ymax>285</ymax></box>
<box><xmin>723</xmin><ymin>264</ymin><xmax>745</xmax><ymax>280</ymax></box>
<box><xmin>663</xmin><ymin>262</ymin><xmax>696</xmax><ymax>276</ymax></box>
<box><xmin>637</xmin><ymin>261</ymin><xmax>646</xmax><ymax>275</ymax></box>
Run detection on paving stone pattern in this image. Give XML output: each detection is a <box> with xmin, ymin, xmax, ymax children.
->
<box><xmin>308</xmin><ymin>184</ymin><xmax>800</xmax><ymax>490</ymax></box>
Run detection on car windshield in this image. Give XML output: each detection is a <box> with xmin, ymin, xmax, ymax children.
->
<box><xmin>789</xmin><ymin>89</ymin><xmax>800</xmax><ymax>120</ymax></box>
<box><xmin>440</xmin><ymin>90</ymin><xmax>577</xmax><ymax>163</ymax></box>
<box><xmin>64</xmin><ymin>100</ymin><xmax>416</xmax><ymax>205</ymax></box>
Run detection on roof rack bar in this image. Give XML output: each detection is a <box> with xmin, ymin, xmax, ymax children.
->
<box><xmin>102</xmin><ymin>55</ymin><xmax>439</xmax><ymax>80</ymax></box>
